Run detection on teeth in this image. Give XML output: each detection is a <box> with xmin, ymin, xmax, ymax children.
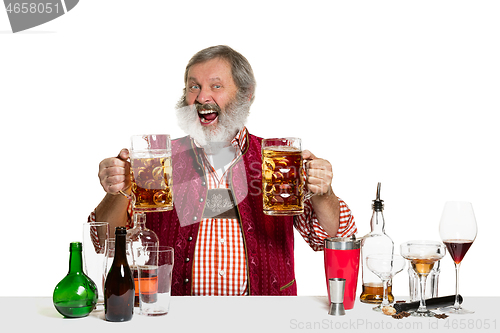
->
<box><xmin>198</xmin><ymin>110</ymin><xmax>217</xmax><ymax>115</ymax></box>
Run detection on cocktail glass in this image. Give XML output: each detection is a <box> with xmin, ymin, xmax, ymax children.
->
<box><xmin>366</xmin><ymin>254</ymin><xmax>405</xmax><ymax>312</ymax></box>
<box><xmin>400</xmin><ymin>240</ymin><xmax>446</xmax><ymax>317</ymax></box>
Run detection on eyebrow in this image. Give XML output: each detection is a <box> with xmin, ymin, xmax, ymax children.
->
<box><xmin>187</xmin><ymin>76</ymin><xmax>222</xmax><ymax>82</ymax></box>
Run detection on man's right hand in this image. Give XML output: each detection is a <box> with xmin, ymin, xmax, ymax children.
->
<box><xmin>98</xmin><ymin>148</ymin><xmax>131</xmax><ymax>195</ymax></box>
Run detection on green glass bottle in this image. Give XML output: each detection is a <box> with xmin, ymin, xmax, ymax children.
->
<box><xmin>53</xmin><ymin>242</ymin><xmax>98</xmax><ymax>318</ymax></box>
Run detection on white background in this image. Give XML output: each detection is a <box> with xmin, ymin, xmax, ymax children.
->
<box><xmin>0</xmin><ymin>0</ymin><xmax>498</xmax><ymax>298</ymax></box>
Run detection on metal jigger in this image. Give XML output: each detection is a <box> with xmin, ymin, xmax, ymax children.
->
<box><xmin>328</xmin><ymin>278</ymin><xmax>346</xmax><ymax>316</ymax></box>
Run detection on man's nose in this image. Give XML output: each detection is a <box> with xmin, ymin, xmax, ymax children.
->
<box><xmin>196</xmin><ymin>87</ymin><xmax>214</xmax><ymax>104</ymax></box>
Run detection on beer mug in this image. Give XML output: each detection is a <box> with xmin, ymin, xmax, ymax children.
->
<box><xmin>120</xmin><ymin>135</ymin><xmax>173</xmax><ymax>212</ymax></box>
<box><xmin>262</xmin><ymin>137</ymin><xmax>314</xmax><ymax>216</ymax></box>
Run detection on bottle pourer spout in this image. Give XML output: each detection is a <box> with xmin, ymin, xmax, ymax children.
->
<box><xmin>372</xmin><ymin>182</ymin><xmax>384</xmax><ymax>211</ymax></box>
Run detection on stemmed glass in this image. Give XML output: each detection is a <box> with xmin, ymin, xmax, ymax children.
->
<box><xmin>366</xmin><ymin>254</ymin><xmax>406</xmax><ymax>312</ymax></box>
<box><xmin>439</xmin><ymin>201</ymin><xmax>478</xmax><ymax>314</ymax></box>
<box><xmin>401</xmin><ymin>241</ymin><xmax>446</xmax><ymax>317</ymax></box>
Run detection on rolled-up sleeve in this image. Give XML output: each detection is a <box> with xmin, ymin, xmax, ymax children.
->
<box><xmin>87</xmin><ymin>201</ymin><xmax>133</xmax><ymax>229</ymax></box>
<box><xmin>293</xmin><ymin>197</ymin><xmax>357</xmax><ymax>251</ymax></box>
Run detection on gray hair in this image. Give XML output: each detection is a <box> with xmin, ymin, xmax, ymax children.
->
<box><xmin>182</xmin><ymin>45</ymin><xmax>256</xmax><ymax>104</ymax></box>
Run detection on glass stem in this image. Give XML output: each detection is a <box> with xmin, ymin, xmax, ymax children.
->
<box><xmin>418</xmin><ymin>274</ymin><xmax>428</xmax><ymax>313</ymax></box>
<box><xmin>454</xmin><ymin>262</ymin><xmax>461</xmax><ymax>310</ymax></box>
<box><xmin>381</xmin><ymin>279</ymin><xmax>390</xmax><ymax>307</ymax></box>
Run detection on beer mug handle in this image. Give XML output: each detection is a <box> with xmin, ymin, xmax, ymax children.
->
<box><xmin>117</xmin><ymin>153</ymin><xmax>133</xmax><ymax>201</ymax></box>
<box><xmin>119</xmin><ymin>189</ymin><xmax>133</xmax><ymax>201</ymax></box>
<box><xmin>303</xmin><ymin>159</ymin><xmax>316</xmax><ymax>200</ymax></box>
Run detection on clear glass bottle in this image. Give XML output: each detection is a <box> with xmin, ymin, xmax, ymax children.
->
<box><xmin>359</xmin><ymin>183</ymin><xmax>395</xmax><ymax>304</ymax></box>
<box><xmin>127</xmin><ymin>212</ymin><xmax>159</xmax><ymax>249</ymax></box>
<box><xmin>127</xmin><ymin>212</ymin><xmax>159</xmax><ymax>307</ymax></box>
<box><xmin>53</xmin><ymin>242</ymin><xmax>98</xmax><ymax>318</ymax></box>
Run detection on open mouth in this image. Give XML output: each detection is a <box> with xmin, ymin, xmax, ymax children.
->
<box><xmin>197</xmin><ymin>105</ymin><xmax>220</xmax><ymax>125</ymax></box>
<box><xmin>198</xmin><ymin>109</ymin><xmax>219</xmax><ymax>125</ymax></box>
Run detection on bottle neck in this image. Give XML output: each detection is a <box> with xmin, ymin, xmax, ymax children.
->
<box><xmin>370</xmin><ymin>210</ymin><xmax>386</xmax><ymax>233</ymax></box>
<box><xmin>113</xmin><ymin>233</ymin><xmax>129</xmax><ymax>265</ymax></box>
<box><xmin>133</xmin><ymin>213</ymin><xmax>146</xmax><ymax>230</ymax></box>
<box><xmin>69</xmin><ymin>249</ymin><xmax>84</xmax><ymax>274</ymax></box>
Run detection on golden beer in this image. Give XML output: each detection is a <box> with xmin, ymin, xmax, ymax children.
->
<box><xmin>130</xmin><ymin>156</ymin><xmax>173</xmax><ymax>212</ymax></box>
<box><xmin>262</xmin><ymin>146</ymin><xmax>305</xmax><ymax>215</ymax></box>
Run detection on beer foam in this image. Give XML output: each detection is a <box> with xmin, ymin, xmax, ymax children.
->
<box><xmin>130</xmin><ymin>150</ymin><xmax>171</xmax><ymax>159</ymax></box>
<box><xmin>264</xmin><ymin>146</ymin><xmax>300</xmax><ymax>152</ymax></box>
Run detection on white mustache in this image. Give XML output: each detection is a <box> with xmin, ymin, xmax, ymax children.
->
<box><xmin>196</xmin><ymin>103</ymin><xmax>221</xmax><ymax>113</ymax></box>
<box><xmin>176</xmin><ymin>97</ymin><xmax>251</xmax><ymax>148</ymax></box>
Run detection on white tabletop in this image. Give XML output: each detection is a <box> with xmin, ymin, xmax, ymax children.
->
<box><xmin>2</xmin><ymin>296</ymin><xmax>498</xmax><ymax>332</ymax></box>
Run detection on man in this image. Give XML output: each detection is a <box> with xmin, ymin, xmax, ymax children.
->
<box><xmin>92</xmin><ymin>45</ymin><xmax>356</xmax><ymax>296</ymax></box>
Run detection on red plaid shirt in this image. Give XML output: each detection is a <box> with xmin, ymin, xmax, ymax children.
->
<box><xmin>89</xmin><ymin>127</ymin><xmax>356</xmax><ymax>295</ymax></box>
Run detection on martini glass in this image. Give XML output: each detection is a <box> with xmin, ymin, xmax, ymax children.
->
<box><xmin>400</xmin><ymin>241</ymin><xmax>446</xmax><ymax>317</ymax></box>
<box><xmin>439</xmin><ymin>201</ymin><xmax>477</xmax><ymax>314</ymax></box>
<box><xmin>366</xmin><ymin>254</ymin><xmax>406</xmax><ymax>312</ymax></box>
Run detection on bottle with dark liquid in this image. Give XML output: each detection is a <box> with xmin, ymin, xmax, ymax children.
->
<box><xmin>104</xmin><ymin>227</ymin><xmax>135</xmax><ymax>322</ymax></box>
<box><xmin>127</xmin><ymin>212</ymin><xmax>159</xmax><ymax>307</ymax></box>
<box><xmin>53</xmin><ymin>242</ymin><xmax>98</xmax><ymax>318</ymax></box>
<box><xmin>360</xmin><ymin>183</ymin><xmax>395</xmax><ymax>304</ymax></box>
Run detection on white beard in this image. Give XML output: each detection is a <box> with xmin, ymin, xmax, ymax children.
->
<box><xmin>175</xmin><ymin>94</ymin><xmax>250</xmax><ymax>154</ymax></box>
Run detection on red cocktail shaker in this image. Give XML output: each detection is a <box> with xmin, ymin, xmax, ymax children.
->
<box><xmin>324</xmin><ymin>235</ymin><xmax>361</xmax><ymax>310</ymax></box>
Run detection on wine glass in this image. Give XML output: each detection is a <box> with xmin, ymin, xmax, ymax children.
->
<box><xmin>439</xmin><ymin>201</ymin><xmax>478</xmax><ymax>314</ymax></box>
<box><xmin>400</xmin><ymin>241</ymin><xmax>446</xmax><ymax>317</ymax></box>
<box><xmin>366</xmin><ymin>254</ymin><xmax>406</xmax><ymax>312</ymax></box>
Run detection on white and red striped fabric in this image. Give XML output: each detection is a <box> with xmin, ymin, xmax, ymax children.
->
<box><xmin>191</xmin><ymin>128</ymin><xmax>248</xmax><ymax>295</ymax></box>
